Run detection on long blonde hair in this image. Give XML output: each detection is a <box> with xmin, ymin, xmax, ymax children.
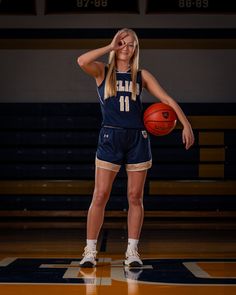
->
<box><xmin>104</xmin><ymin>28</ymin><xmax>140</xmax><ymax>100</ymax></box>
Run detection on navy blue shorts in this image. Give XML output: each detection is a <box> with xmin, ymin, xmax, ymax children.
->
<box><xmin>96</xmin><ymin>126</ymin><xmax>152</xmax><ymax>172</ymax></box>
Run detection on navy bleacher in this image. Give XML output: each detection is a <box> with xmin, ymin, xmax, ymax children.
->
<box><xmin>0</xmin><ymin>102</ymin><xmax>236</xmax><ymax>229</ymax></box>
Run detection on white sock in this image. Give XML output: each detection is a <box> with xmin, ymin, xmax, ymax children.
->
<box><xmin>127</xmin><ymin>238</ymin><xmax>139</xmax><ymax>251</ymax></box>
<box><xmin>86</xmin><ymin>239</ymin><xmax>97</xmax><ymax>251</ymax></box>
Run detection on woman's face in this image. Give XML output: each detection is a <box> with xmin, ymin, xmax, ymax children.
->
<box><xmin>116</xmin><ymin>33</ymin><xmax>136</xmax><ymax>62</ymax></box>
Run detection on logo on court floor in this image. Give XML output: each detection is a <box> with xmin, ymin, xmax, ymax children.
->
<box><xmin>0</xmin><ymin>257</ymin><xmax>235</xmax><ymax>285</ymax></box>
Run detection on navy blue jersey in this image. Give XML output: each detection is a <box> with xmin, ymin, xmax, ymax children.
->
<box><xmin>97</xmin><ymin>68</ymin><xmax>144</xmax><ymax>129</ymax></box>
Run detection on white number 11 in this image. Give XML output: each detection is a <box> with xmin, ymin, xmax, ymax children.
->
<box><xmin>119</xmin><ymin>96</ymin><xmax>130</xmax><ymax>112</ymax></box>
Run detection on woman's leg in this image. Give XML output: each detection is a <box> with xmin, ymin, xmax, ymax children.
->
<box><xmin>127</xmin><ymin>169</ymin><xmax>147</xmax><ymax>239</ymax></box>
<box><xmin>80</xmin><ymin>167</ymin><xmax>117</xmax><ymax>267</ymax></box>
<box><xmin>87</xmin><ymin>167</ymin><xmax>117</xmax><ymax>239</ymax></box>
<box><xmin>125</xmin><ymin>169</ymin><xmax>147</xmax><ymax>267</ymax></box>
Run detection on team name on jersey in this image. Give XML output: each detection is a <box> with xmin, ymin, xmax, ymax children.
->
<box><xmin>116</xmin><ymin>80</ymin><xmax>140</xmax><ymax>100</ymax></box>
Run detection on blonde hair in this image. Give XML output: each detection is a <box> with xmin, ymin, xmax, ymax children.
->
<box><xmin>104</xmin><ymin>28</ymin><xmax>140</xmax><ymax>100</ymax></box>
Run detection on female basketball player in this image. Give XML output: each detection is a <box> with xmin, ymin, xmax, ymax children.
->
<box><xmin>77</xmin><ymin>28</ymin><xmax>194</xmax><ymax>267</ymax></box>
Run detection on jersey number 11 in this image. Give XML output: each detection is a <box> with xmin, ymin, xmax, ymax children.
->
<box><xmin>119</xmin><ymin>96</ymin><xmax>130</xmax><ymax>112</ymax></box>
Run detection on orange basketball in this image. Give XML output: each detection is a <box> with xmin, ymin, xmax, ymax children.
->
<box><xmin>143</xmin><ymin>103</ymin><xmax>177</xmax><ymax>136</ymax></box>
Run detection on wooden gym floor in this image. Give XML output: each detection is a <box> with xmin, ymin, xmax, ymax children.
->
<box><xmin>0</xmin><ymin>227</ymin><xmax>235</xmax><ymax>295</ymax></box>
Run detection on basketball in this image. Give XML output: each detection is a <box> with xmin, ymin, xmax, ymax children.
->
<box><xmin>143</xmin><ymin>103</ymin><xmax>177</xmax><ymax>136</ymax></box>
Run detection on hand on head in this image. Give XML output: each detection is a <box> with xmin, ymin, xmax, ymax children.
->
<box><xmin>110</xmin><ymin>30</ymin><xmax>129</xmax><ymax>51</ymax></box>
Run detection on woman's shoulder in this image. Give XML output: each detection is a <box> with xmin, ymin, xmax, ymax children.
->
<box><xmin>140</xmin><ymin>68</ymin><xmax>157</xmax><ymax>88</ymax></box>
<box><xmin>140</xmin><ymin>68</ymin><xmax>156</xmax><ymax>80</ymax></box>
<box><xmin>140</xmin><ymin>68</ymin><xmax>149</xmax><ymax>82</ymax></box>
<box><xmin>140</xmin><ymin>68</ymin><xmax>151</xmax><ymax>75</ymax></box>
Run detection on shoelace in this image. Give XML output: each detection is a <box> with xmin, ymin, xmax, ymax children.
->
<box><xmin>82</xmin><ymin>246</ymin><xmax>97</xmax><ymax>258</ymax></box>
<box><xmin>126</xmin><ymin>248</ymin><xmax>140</xmax><ymax>258</ymax></box>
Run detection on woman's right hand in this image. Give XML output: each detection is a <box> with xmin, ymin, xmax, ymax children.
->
<box><xmin>110</xmin><ymin>30</ymin><xmax>129</xmax><ymax>51</ymax></box>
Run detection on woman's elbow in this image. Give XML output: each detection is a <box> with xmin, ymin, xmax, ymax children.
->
<box><xmin>77</xmin><ymin>56</ymin><xmax>85</xmax><ymax>67</ymax></box>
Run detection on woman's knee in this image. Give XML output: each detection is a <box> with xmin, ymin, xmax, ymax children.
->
<box><xmin>92</xmin><ymin>189</ymin><xmax>110</xmax><ymax>207</ymax></box>
<box><xmin>128</xmin><ymin>190</ymin><xmax>143</xmax><ymax>207</ymax></box>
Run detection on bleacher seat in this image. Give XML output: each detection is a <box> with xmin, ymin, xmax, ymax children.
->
<box><xmin>0</xmin><ymin>102</ymin><xmax>235</xmax><ymax>229</ymax></box>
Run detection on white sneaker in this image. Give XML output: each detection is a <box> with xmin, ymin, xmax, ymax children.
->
<box><xmin>80</xmin><ymin>246</ymin><xmax>97</xmax><ymax>268</ymax></box>
<box><xmin>124</xmin><ymin>248</ymin><xmax>143</xmax><ymax>267</ymax></box>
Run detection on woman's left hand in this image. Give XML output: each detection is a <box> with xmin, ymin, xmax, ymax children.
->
<box><xmin>182</xmin><ymin>124</ymin><xmax>195</xmax><ymax>150</ymax></box>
